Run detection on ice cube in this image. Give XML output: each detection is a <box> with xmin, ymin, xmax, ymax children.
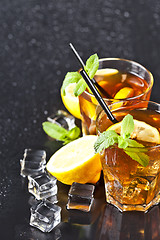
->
<box><xmin>20</xmin><ymin>160</ymin><xmax>45</xmax><ymax>177</ymax></box>
<box><xmin>47</xmin><ymin>110</ymin><xmax>76</xmax><ymax>130</ymax></box>
<box><xmin>45</xmin><ymin>195</ymin><xmax>58</xmax><ymax>204</ymax></box>
<box><xmin>67</xmin><ymin>182</ymin><xmax>95</xmax><ymax>212</ymax></box>
<box><xmin>24</xmin><ymin>149</ymin><xmax>46</xmax><ymax>162</ymax></box>
<box><xmin>30</xmin><ymin>201</ymin><xmax>61</xmax><ymax>232</ymax></box>
<box><xmin>28</xmin><ymin>172</ymin><xmax>57</xmax><ymax>200</ymax></box>
<box><xmin>28</xmin><ymin>195</ymin><xmax>41</xmax><ymax>207</ymax></box>
<box><xmin>123</xmin><ymin>177</ymin><xmax>150</xmax><ymax>203</ymax></box>
<box><xmin>20</xmin><ymin>149</ymin><xmax>46</xmax><ymax>177</ymax></box>
<box><xmin>21</xmin><ymin>155</ymin><xmax>45</xmax><ymax>169</ymax></box>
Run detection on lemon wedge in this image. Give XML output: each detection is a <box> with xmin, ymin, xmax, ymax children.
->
<box><xmin>114</xmin><ymin>87</ymin><xmax>134</xmax><ymax>99</ymax></box>
<box><xmin>61</xmin><ymin>83</ymin><xmax>81</xmax><ymax>119</ymax></box>
<box><xmin>111</xmin><ymin>87</ymin><xmax>135</xmax><ymax>110</ymax></box>
<box><xmin>108</xmin><ymin>119</ymin><xmax>160</xmax><ymax>144</ymax></box>
<box><xmin>46</xmin><ymin>135</ymin><xmax>102</xmax><ymax>185</ymax></box>
<box><xmin>95</xmin><ymin>68</ymin><xmax>118</xmax><ymax>76</ymax></box>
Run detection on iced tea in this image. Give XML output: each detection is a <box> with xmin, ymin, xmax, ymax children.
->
<box><xmin>96</xmin><ymin>101</ymin><xmax>160</xmax><ymax>212</ymax></box>
<box><xmin>79</xmin><ymin>58</ymin><xmax>153</xmax><ymax>135</ymax></box>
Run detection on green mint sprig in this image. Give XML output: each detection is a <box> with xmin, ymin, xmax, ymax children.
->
<box><xmin>94</xmin><ymin>114</ymin><xmax>149</xmax><ymax>167</ymax></box>
<box><xmin>61</xmin><ymin>54</ymin><xmax>99</xmax><ymax>97</ymax></box>
<box><xmin>42</xmin><ymin>122</ymin><xmax>81</xmax><ymax>145</ymax></box>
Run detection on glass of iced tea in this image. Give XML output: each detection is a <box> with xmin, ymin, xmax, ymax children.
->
<box><xmin>96</xmin><ymin>100</ymin><xmax>160</xmax><ymax>212</ymax></box>
<box><xmin>78</xmin><ymin>58</ymin><xmax>153</xmax><ymax>135</ymax></box>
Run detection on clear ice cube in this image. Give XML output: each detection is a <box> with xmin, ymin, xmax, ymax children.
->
<box><xmin>47</xmin><ymin>110</ymin><xmax>76</xmax><ymax>130</ymax></box>
<box><xmin>20</xmin><ymin>160</ymin><xmax>45</xmax><ymax>177</ymax></box>
<box><xmin>67</xmin><ymin>182</ymin><xmax>95</xmax><ymax>212</ymax></box>
<box><xmin>28</xmin><ymin>196</ymin><xmax>41</xmax><ymax>207</ymax></box>
<box><xmin>45</xmin><ymin>195</ymin><xmax>58</xmax><ymax>204</ymax></box>
<box><xmin>20</xmin><ymin>149</ymin><xmax>46</xmax><ymax>177</ymax></box>
<box><xmin>30</xmin><ymin>201</ymin><xmax>61</xmax><ymax>232</ymax></box>
<box><xmin>24</xmin><ymin>149</ymin><xmax>46</xmax><ymax>161</ymax></box>
<box><xmin>28</xmin><ymin>172</ymin><xmax>57</xmax><ymax>200</ymax></box>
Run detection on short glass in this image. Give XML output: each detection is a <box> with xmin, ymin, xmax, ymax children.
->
<box><xmin>78</xmin><ymin>58</ymin><xmax>154</xmax><ymax>135</ymax></box>
<box><xmin>96</xmin><ymin>100</ymin><xmax>160</xmax><ymax>212</ymax></box>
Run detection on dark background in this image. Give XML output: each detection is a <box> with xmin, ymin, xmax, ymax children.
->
<box><xmin>0</xmin><ymin>0</ymin><xmax>160</xmax><ymax>239</ymax></box>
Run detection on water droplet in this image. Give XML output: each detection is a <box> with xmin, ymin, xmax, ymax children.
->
<box><xmin>16</xmin><ymin>20</ymin><xmax>21</xmax><ymax>26</ymax></box>
<box><xmin>124</xmin><ymin>11</ymin><xmax>130</xmax><ymax>18</ymax></box>
<box><xmin>26</xmin><ymin>25</ymin><xmax>31</xmax><ymax>31</ymax></box>
<box><xmin>8</xmin><ymin>34</ymin><xmax>13</xmax><ymax>39</ymax></box>
<box><xmin>12</xmin><ymin>82</ymin><xmax>17</xmax><ymax>87</ymax></box>
<box><xmin>56</xmin><ymin>70</ymin><xmax>61</xmax><ymax>75</ymax></box>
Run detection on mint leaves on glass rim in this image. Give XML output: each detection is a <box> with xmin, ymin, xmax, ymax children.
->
<box><xmin>61</xmin><ymin>54</ymin><xmax>99</xmax><ymax>97</ymax></box>
<box><xmin>94</xmin><ymin>114</ymin><xmax>149</xmax><ymax>167</ymax></box>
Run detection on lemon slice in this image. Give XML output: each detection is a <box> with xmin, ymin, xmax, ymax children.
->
<box><xmin>82</xmin><ymin>99</ymin><xmax>97</xmax><ymax>121</ymax></box>
<box><xmin>108</xmin><ymin>119</ymin><xmax>160</xmax><ymax>144</ymax></box>
<box><xmin>46</xmin><ymin>135</ymin><xmax>102</xmax><ymax>185</ymax></box>
<box><xmin>114</xmin><ymin>87</ymin><xmax>134</xmax><ymax>99</ymax></box>
<box><xmin>95</xmin><ymin>68</ymin><xmax>118</xmax><ymax>76</ymax></box>
<box><xmin>111</xmin><ymin>87</ymin><xmax>135</xmax><ymax>110</ymax></box>
<box><xmin>61</xmin><ymin>83</ymin><xmax>81</xmax><ymax>119</ymax></box>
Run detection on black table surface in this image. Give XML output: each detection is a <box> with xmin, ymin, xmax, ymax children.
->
<box><xmin>1</xmin><ymin>0</ymin><xmax>160</xmax><ymax>239</ymax></box>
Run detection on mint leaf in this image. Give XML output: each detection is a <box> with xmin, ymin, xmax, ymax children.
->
<box><xmin>74</xmin><ymin>78</ymin><xmax>87</xmax><ymax>97</ymax></box>
<box><xmin>124</xmin><ymin>139</ymin><xmax>148</xmax><ymax>153</ymax></box>
<box><xmin>85</xmin><ymin>54</ymin><xmax>99</xmax><ymax>79</ymax></box>
<box><xmin>61</xmin><ymin>72</ymin><xmax>81</xmax><ymax>95</ymax></box>
<box><xmin>124</xmin><ymin>151</ymin><xmax>149</xmax><ymax>167</ymax></box>
<box><xmin>42</xmin><ymin>122</ymin><xmax>81</xmax><ymax>145</ymax></box>
<box><xmin>124</xmin><ymin>138</ymin><xmax>149</xmax><ymax>166</ymax></box>
<box><xmin>118</xmin><ymin>136</ymin><xmax>128</xmax><ymax>148</ymax></box>
<box><xmin>42</xmin><ymin>122</ymin><xmax>68</xmax><ymax>141</ymax></box>
<box><xmin>94</xmin><ymin>114</ymin><xmax>150</xmax><ymax>167</ymax></box>
<box><xmin>126</xmin><ymin>138</ymin><xmax>144</xmax><ymax>148</ymax></box>
<box><xmin>61</xmin><ymin>53</ymin><xmax>99</xmax><ymax>97</ymax></box>
<box><xmin>121</xmin><ymin>114</ymin><xmax>134</xmax><ymax>139</ymax></box>
<box><xmin>94</xmin><ymin>130</ymin><xmax>118</xmax><ymax>153</ymax></box>
<box><xmin>67</xmin><ymin>127</ymin><xmax>81</xmax><ymax>140</ymax></box>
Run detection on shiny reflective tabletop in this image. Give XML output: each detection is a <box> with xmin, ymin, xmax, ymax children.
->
<box><xmin>1</xmin><ymin>0</ymin><xmax>160</xmax><ymax>239</ymax></box>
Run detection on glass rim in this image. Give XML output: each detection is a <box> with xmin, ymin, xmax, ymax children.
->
<box><xmin>96</xmin><ymin>100</ymin><xmax>160</xmax><ymax>150</ymax></box>
<box><xmin>83</xmin><ymin>58</ymin><xmax>154</xmax><ymax>101</ymax></box>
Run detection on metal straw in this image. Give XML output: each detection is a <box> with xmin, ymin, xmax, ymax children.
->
<box><xmin>80</xmin><ymin>69</ymin><xmax>118</xmax><ymax>123</ymax></box>
<box><xmin>69</xmin><ymin>43</ymin><xmax>111</xmax><ymax>98</ymax></box>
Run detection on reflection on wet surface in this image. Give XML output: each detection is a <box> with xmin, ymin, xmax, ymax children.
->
<box><xmin>96</xmin><ymin>203</ymin><xmax>160</xmax><ymax>240</ymax></box>
<box><xmin>16</xmin><ymin>177</ymin><xmax>160</xmax><ymax>240</ymax></box>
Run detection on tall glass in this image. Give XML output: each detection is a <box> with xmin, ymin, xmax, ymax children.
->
<box><xmin>96</xmin><ymin>100</ymin><xmax>160</xmax><ymax>212</ymax></box>
<box><xmin>78</xmin><ymin>58</ymin><xmax>153</xmax><ymax>135</ymax></box>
